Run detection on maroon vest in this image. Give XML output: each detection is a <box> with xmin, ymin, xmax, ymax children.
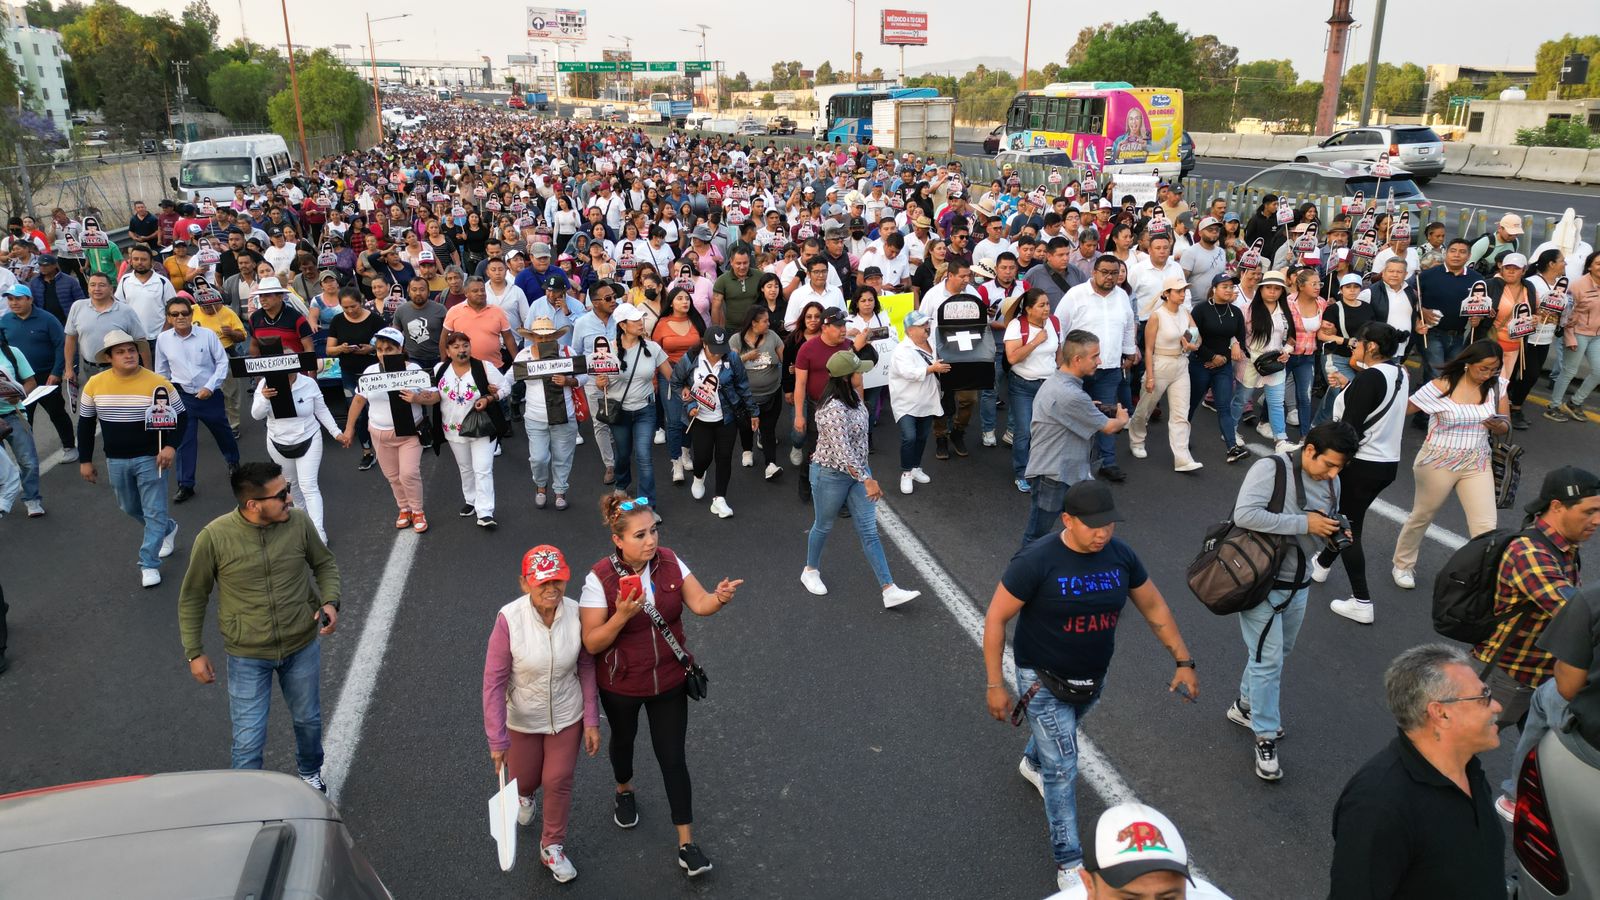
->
<box><xmin>590</xmin><ymin>547</ymin><xmax>690</xmax><ymax>697</ymax></box>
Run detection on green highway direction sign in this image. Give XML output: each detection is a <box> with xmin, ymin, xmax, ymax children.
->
<box><xmin>555</xmin><ymin>61</ymin><xmax>712</xmax><ymax>73</ymax></box>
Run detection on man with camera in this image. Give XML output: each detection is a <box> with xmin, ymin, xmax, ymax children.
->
<box><xmin>1226</xmin><ymin>422</ymin><xmax>1357</xmax><ymax>782</ymax></box>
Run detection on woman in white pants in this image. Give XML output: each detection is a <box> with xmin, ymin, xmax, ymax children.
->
<box><xmin>433</xmin><ymin>332</ymin><xmax>510</xmax><ymax>529</ymax></box>
<box><xmin>252</xmin><ymin>369</ymin><xmax>344</xmax><ymax>543</ymax></box>
<box><xmin>1130</xmin><ymin>275</ymin><xmax>1203</xmax><ymax>472</ymax></box>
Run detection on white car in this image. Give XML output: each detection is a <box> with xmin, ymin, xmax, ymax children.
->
<box><xmin>1292</xmin><ymin>125</ymin><xmax>1445</xmax><ymax>183</ymax></box>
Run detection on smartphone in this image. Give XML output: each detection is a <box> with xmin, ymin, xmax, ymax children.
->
<box><xmin>618</xmin><ymin>574</ymin><xmax>643</xmax><ymax>602</ymax></box>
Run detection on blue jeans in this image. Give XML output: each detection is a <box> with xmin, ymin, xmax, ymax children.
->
<box><xmin>1081</xmin><ymin>368</ymin><xmax>1123</xmax><ymax>468</ymax></box>
<box><xmin>663</xmin><ymin>389</ymin><xmax>686</xmax><ymax>461</ymax></box>
<box><xmin>175</xmin><ymin>388</ymin><xmax>240</xmax><ymax>489</ymax></box>
<box><xmin>0</xmin><ymin>438</ymin><xmax>20</xmax><ymax>513</ymax></box>
<box><xmin>610</xmin><ymin>402</ymin><xmax>659</xmax><ymax>505</ymax></box>
<box><xmin>806</xmin><ymin>463</ymin><xmax>894</xmax><ymax>587</ymax></box>
<box><xmin>227</xmin><ymin>638</ymin><xmax>324</xmax><ymax>776</ymax></box>
<box><xmin>1286</xmin><ymin>355</ymin><xmax>1315</xmax><ymax>439</ymax></box>
<box><xmin>1187</xmin><ymin>360</ymin><xmax>1237</xmax><ymax>447</ymax></box>
<box><xmin>1016</xmin><ymin>666</ymin><xmax>1099</xmax><ymax>868</ymax></box>
<box><xmin>106</xmin><ymin>455</ymin><xmax>174</xmax><ymax>570</ymax></box>
<box><xmin>897</xmin><ymin>414</ymin><xmax>932</xmax><ymax>472</ymax></box>
<box><xmin>1422</xmin><ymin>330</ymin><xmax>1469</xmax><ymax>382</ymax></box>
<box><xmin>1233</xmin><ymin>379</ymin><xmax>1287</xmax><ymax>440</ymax></box>
<box><xmin>1552</xmin><ymin>333</ymin><xmax>1600</xmax><ymax>407</ymax></box>
<box><xmin>1236</xmin><ymin>587</ymin><xmax>1308</xmax><ymax>739</ymax></box>
<box><xmin>524</xmin><ymin>418</ymin><xmax>578</xmax><ymax>493</ymax></box>
<box><xmin>1316</xmin><ymin>355</ymin><xmax>1356</xmax><ymax>425</ymax></box>
<box><xmin>980</xmin><ymin>347</ymin><xmax>1007</xmax><ymax>434</ymax></box>
<box><xmin>1009</xmin><ymin>376</ymin><xmax>1045</xmax><ymax>478</ymax></box>
<box><xmin>0</xmin><ymin>411</ymin><xmax>40</xmax><ymax>502</ymax></box>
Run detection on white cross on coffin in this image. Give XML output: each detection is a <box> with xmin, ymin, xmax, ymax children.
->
<box><xmin>946</xmin><ymin>330</ymin><xmax>980</xmax><ymax>352</ymax></box>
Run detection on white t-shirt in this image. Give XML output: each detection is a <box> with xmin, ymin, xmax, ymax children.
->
<box><xmin>357</xmin><ymin>360</ymin><xmax>428</xmax><ymax>432</ymax></box>
<box><xmin>579</xmin><ymin>556</ymin><xmax>694</xmax><ymax>609</ymax></box>
<box><xmin>858</xmin><ymin>248</ymin><xmax>912</xmax><ymax>287</ymax></box>
<box><xmin>1003</xmin><ymin>316</ymin><xmax>1062</xmax><ymax>381</ymax></box>
<box><xmin>784</xmin><ymin>283</ymin><xmax>846</xmax><ymax>330</ymax></box>
<box><xmin>780</xmin><ymin>258</ymin><xmax>843</xmax><ymax>292</ymax></box>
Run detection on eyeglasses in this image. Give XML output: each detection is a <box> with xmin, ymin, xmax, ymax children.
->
<box><xmin>1435</xmin><ymin>688</ymin><xmax>1492</xmax><ymax>707</ymax></box>
<box><xmin>168</xmin><ymin>311</ymin><xmax>192</xmax><ymax>318</ymax></box>
<box><xmin>1094</xmin><ymin>267</ymin><xmax>1121</xmax><ymax>276</ymax></box>
<box><xmin>618</xmin><ymin>496</ymin><xmax>651</xmax><ymax>512</ymax></box>
<box><xmin>252</xmin><ymin>487</ymin><xmax>292</xmax><ymax>504</ymax></box>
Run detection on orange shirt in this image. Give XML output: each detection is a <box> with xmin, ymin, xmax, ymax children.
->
<box><xmin>652</xmin><ymin>316</ymin><xmax>701</xmax><ymax>364</ymax></box>
<box><xmin>443</xmin><ymin>301</ymin><xmax>510</xmax><ymax>363</ymax></box>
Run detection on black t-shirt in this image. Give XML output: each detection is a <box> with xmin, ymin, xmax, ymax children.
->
<box><xmin>1001</xmin><ymin>535</ymin><xmax>1148</xmax><ymax>679</ymax></box>
<box><xmin>327</xmin><ymin>312</ymin><xmax>384</xmax><ymax>352</ymax></box>
<box><xmin>1323</xmin><ymin>300</ymin><xmax>1378</xmax><ymax>357</ymax></box>
<box><xmin>1537</xmin><ymin>583</ymin><xmax>1600</xmax><ymax>750</ymax></box>
<box><xmin>1191</xmin><ymin>300</ymin><xmax>1247</xmax><ymax>364</ymax></box>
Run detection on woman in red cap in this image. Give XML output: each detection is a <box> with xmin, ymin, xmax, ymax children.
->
<box><xmin>579</xmin><ymin>491</ymin><xmax>743</xmax><ymax>879</ymax></box>
<box><xmin>481</xmin><ymin>544</ymin><xmax>601</xmax><ymax>884</ymax></box>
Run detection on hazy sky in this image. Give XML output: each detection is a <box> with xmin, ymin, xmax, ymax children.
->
<box><xmin>122</xmin><ymin>0</ymin><xmax>1592</xmax><ymax>85</ymax></box>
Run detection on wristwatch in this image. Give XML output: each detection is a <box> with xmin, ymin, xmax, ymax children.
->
<box><xmin>1174</xmin><ymin>659</ymin><xmax>1197</xmax><ymax>670</ymax></box>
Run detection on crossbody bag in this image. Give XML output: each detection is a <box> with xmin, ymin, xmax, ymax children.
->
<box><xmin>640</xmin><ymin>602</ymin><xmax>708</xmax><ymax>701</ymax></box>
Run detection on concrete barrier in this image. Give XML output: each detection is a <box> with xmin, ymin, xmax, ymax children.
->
<box><xmin>1209</xmin><ymin>133</ymin><xmax>1241</xmax><ymax>157</ymax></box>
<box><xmin>1442</xmin><ymin>144</ymin><xmax>1472</xmax><ymax>175</ymax></box>
<box><xmin>1265</xmin><ymin>135</ymin><xmax>1302</xmax><ymax>162</ymax></box>
<box><xmin>1517</xmin><ymin>147</ymin><xmax>1591</xmax><ymax>184</ymax></box>
<box><xmin>1581</xmin><ymin>150</ymin><xmax>1600</xmax><ymax>186</ymax></box>
<box><xmin>1190</xmin><ymin>132</ymin><xmax>1215</xmax><ymax>156</ymax></box>
<box><xmin>1236</xmin><ymin>134</ymin><xmax>1274</xmax><ymax>159</ymax></box>
<box><xmin>1460</xmin><ymin>144</ymin><xmax>1527</xmax><ymax>179</ymax></box>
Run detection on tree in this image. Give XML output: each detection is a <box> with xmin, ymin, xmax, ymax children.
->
<box><xmin>1189</xmin><ymin>34</ymin><xmax>1238</xmax><ymax>86</ymax></box>
<box><xmin>22</xmin><ymin>0</ymin><xmax>87</xmax><ymax>29</ymax></box>
<box><xmin>267</xmin><ymin>54</ymin><xmax>368</xmax><ymax>150</ymax></box>
<box><xmin>758</xmin><ymin>92</ymin><xmax>776</xmax><ymax>110</ymax></box>
<box><xmin>725</xmin><ymin>70</ymin><xmax>751</xmax><ymax>92</ymax></box>
<box><xmin>1516</xmin><ymin>119</ymin><xmax>1599</xmax><ymax>149</ymax></box>
<box><xmin>768</xmin><ymin>61</ymin><xmax>804</xmax><ymax>91</ymax></box>
<box><xmin>1063</xmin><ymin>13</ymin><xmax>1200</xmax><ymax>90</ymax></box>
<box><xmin>814</xmin><ymin>61</ymin><xmax>836</xmax><ymax>86</ymax></box>
<box><xmin>1340</xmin><ymin>62</ymin><xmax>1427</xmax><ymax>118</ymax></box>
<box><xmin>1236</xmin><ymin>59</ymin><xmax>1297</xmax><ymax>90</ymax></box>
<box><xmin>0</xmin><ymin>43</ymin><xmax>67</xmax><ymax>216</ymax></box>
<box><xmin>1530</xmin><ymin>34</ymin><xmax>1600</xmax><ymax>98</ymax></box>
<box><xmin>207</xmin><ymin>59</ymin><xmax>284</xmax><ymax>124</ymax></box>
<box><xmin>1065</xmin><ymin>23</ymin><xmax>1111</xmax><ymax>67</ymax></box>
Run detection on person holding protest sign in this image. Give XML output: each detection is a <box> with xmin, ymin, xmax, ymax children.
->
<box><xmin>251</xmin><ymin>337</ymin><xmax>345</xmax><ymax>544</ymax></box>
<box><xmin>514</xmin><ymin>317</ymin><xmax>580</xmax><ymax>512</ymax></box>
<box><xmin>730</xmin><ymin>305</ymin><xmax>785</xmax><ymax>480</ymax></box>
<box><xmin>341</xmin><ymin>326</ymin><xmax>438</xmax><ymax>533</ymax></box>
<box><xmin>669</xmin><ymin>326</ymin><xmax>756</xmax><ymax>519</ymax></box>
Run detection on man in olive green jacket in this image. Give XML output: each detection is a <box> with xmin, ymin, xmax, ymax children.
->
<box><xmin>179</xmin><ymin>461</ymin><xmax>341</xmax><ymax>791</ymax></box>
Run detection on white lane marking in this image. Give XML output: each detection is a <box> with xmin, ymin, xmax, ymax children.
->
<box><xmin>874</xmin><ymin>502</ymin><xmax>1210</xmax><ymax>883</ymax></box>
<box><xmin>1240</xmin><ymin>442</ymin><xmax>1467</xmax><ymax>549</ymax></box>
<box><xmin>322</xmin><ymin>530</ymin><xmax>419</xmax><ymax>803</ymax></box>
<box><xmin>38</xmin><ymin>449</ymin><xmax>63</xmax><ymax>476</ymax></box>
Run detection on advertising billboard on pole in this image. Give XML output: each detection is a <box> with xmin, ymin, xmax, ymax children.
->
<box><xmin>880</xmin><ymin>9</ymin><xmax>928</xmax><ymax>46</ymax></box>
<box><xmin>526</xmin><ymin>7</ymin><xmax>588</xmax><ymax>42</ymax></box>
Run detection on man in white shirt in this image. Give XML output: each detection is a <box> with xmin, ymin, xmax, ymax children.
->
<box><xmin>1371</xmin><ymin>233</ymin><xmax>1420</xmax><ymax>280</ymax></box>
<box><xmin>918</xmin><ymin>258</ymin><xmax>973</xmax><ymax>319</ymax></box>
<box><xmin>1360</xmin><ymin>257</ymin><xmax>1415</xmax><ymax>356</ymax></box>
<box><xmin>587</xmin><ymin>180</ymin><xmax>625</xmax><ymax>234</ymax></box>
<box><xmin>780</xmin><ymin>240</ymin><xmax>843</xmax><ymax>299</ymax></box>
<box><xmin>1056</xmin><ymin>253</ymin><xmax>1137</xmax><ymax>481</ymax></box>
<box><xmin>484</xmin><ymin>256</ymin><xmax>530</xmax><ymax>342</ymax></box>
<box><xmin>114</xmin><ymin>243</ymin><xmax>178</xmax><ymax>338</ymax></box>
<box><xmin>903</xmin><ymin>214</ymin><xmax>932</xmax><ymax>267</ymax></box>
<box><xmin>1130</xmin><ymin>232</ymin><xmax>1189</xmax><ymax>321</ymax></box>
<box><xmin>1179</xmin><ymin>217</ymin><xmax>1228</xmax><ymax>304</ymax></box>
<box><xmin>857</xmin><ymin>233</ymin><xmax>912</xmax><ymax>291</ymax></box>
<box><xmin>972</xmin><ymin>216</ymin><xmax>1016</xmax><ymax>269</ymax></box>
<box><xmin>783</xmin><ymin>257</ymin><xmax>847</xmax><ymax>330</ymax></box>
<box><xmin>153</xmin><ymin>295</ymin><xmax>239</xmax><ymax>502</ymax></box>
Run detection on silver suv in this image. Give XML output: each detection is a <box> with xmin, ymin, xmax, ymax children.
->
<box><xmin>1293</xmin><ymin>125</ymin><xmax>1445</xmax><ymax>182</ymax></box>
<box><xmin>1512</xmin><ymin>730</ymin><xmax>1600</xmax><ymax>899</ymax></box>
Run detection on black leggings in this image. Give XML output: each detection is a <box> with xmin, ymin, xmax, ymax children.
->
<box><xmin>599</xmin><ymin>685</ymin><xmax>693</xmax><ymax>825</ymax></box>
<box><xmin>1316</xmin><ymin>457</ymin><xmax>1398</xmax><ymax>600</ymax></box>
<box><xmin>689</xmin><ymin>417</ymin><xmax>738</xmax><ymax>497</ymax></box>
<box><xmin>739</xmin><ymin>392</ymin><xmax>782</xmax><ymax>466</ymax></box>
<box><xmin>1508</xmin><ymin>342</ymin><xmax>1552</xmax><ymax>408</ymax></box>
<box><xmin>25</xmin><ymin>382</ymin><xmax>75</xmax><ymax>448</ymax></box>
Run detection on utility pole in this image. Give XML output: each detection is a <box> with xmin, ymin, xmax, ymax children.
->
<box><xmin>846</xmin><ymin>0</ymin><xmax>857</xmax><ymax>82</ymax></box>
<box><xmin>1227</xmin><ymin>75</ymin><xmax>1240</xmax><ymax>128</ymax></box>
<box><xmin>172</xmin><ymin>60</ymin><xmax>188</xmax><ymax>142</ymax></box>
<box><xmin>367</xmin><ymin>14</ymin><xmax>410</xmax><ymax>143</ymax></box>
<box><xmin>1020</xmin><ymin>0</ymin><xmax>1033</xmax><ymax>92</ymax></box>
<box><xmin>1357</xmin><ymin>0</ymin><xmax>1387</xmax><ymax>127</ymax></box>
<box><xmin>278</xmin><ymin>0</ymin><xmax>309</xmax><ymax>166</ymax></box>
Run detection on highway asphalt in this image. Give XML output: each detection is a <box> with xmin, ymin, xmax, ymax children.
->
<box><xmin>3</xmin><ymin>361</ymin><xmax>1591</xmax><ymax>896</ymax></box>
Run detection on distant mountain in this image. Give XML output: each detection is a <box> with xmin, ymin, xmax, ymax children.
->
<box><xmin>903</xmin><ymin>56</ymin><xmax>1023</xmax><ymax>78</ymax></box>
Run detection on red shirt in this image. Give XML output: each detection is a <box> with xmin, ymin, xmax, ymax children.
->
<box><xmin>794</xmin><ymin>335</ymin><xmax>846</xmax><ymax>403</ymax></box>
<box><xmin>248</xmin><ymin>306</ymin><xmax>313</xmax><ymax>352</ymax></box>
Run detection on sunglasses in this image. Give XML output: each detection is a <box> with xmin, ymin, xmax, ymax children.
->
<box><xmin>618</xmin><ymin>496</ymin><xmax>651</xmax><ymax>512</ymax></box>
<box><xmin>251</xmin><ymin>487</ymin><xmax>292</xmax><ymax>504</ymax></box>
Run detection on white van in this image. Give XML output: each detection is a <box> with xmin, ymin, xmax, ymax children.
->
<box><xmin>172</xmin><ymin>134</ymin><xmax>294</xmax><ymax>205</ymax></box>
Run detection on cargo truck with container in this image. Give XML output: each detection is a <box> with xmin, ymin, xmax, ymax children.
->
<box><xmin>869</xmin><ymin>97</ymin><xmax>955</xmax><ymax>155</ymax></box>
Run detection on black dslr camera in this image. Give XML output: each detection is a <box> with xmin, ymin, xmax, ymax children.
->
<box><xmin>1326</xmin><ymin>513</ymin><xmax>1354</xmax><ymax>553</ymax></box>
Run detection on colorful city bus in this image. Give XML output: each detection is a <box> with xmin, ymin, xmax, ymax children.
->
<box><xmin>1001</xmin><ymin>82</ymin><xmax>1184</xmax><ymax>180</ymax></box>
<box><xmin>816</xmin><ymin>86</ymin><xmax>939</xmax><ymax>144</ymax></box>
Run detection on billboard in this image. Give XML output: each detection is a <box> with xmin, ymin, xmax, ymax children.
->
<box><xmin>507</xmin><ymin>53</ymin><xmax>538</xmax><ymax>66</ymax></box>
<box><xmin>880</xmin><ymin>9</ymin><xmax>928</xmax><ymax>46</ymax></box>
<box><xmin>526</xmin><ymin>7</ymin><xmax>587</xmax><ymax>42</ymax></box>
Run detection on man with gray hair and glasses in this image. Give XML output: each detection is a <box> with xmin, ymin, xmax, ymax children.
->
<box><xmin>1328</xmin><ymin>644</ymin><xmax>1505</xmax><ymax>899</ymax></box>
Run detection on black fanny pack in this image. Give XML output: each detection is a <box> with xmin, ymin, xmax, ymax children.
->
<box><xmin>1011</xmin><ymin>669</ymin><xmax>1102</xmax><ymax>725</ymax></box>
<box><xmin>272</xmin><ymin>436</ymin><xmax>315</xmax><ymax>459</ymax></box>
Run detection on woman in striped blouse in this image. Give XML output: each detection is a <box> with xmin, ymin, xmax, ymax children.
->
<box><xmin>1390</xmin><ymin>341</ymin><xmax>1510</xmax><ymax>589</ymax></box>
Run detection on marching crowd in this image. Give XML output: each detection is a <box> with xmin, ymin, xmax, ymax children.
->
<box><xmin>2</xmin><ymin>94</ymin><xmax>1600</xmax><ymax>898</ymax></box>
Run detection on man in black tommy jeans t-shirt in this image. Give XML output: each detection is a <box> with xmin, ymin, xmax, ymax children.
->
<box><xmin>982</xmin><ymin>481</ymin><xmax>1199</xmax><ymax>892</ymax></box>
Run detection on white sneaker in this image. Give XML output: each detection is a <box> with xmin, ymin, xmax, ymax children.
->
<box><xmin>800</xmin><ymin>568</ymin><xmax>828</xmax><ymax>595</ymax></box>
<box><xmin>541</xmin><ymin>843</ymin><xmax>578</xmax><ymax>883</ymax></box>
<box><xmin>140</xmin><ymin>567</ymin><xmax>162</xmax><ymax>588</ymax></box>
<box><xmin>790</xmin><ymin>446</ymin><xmax>803</xmax><ymax>466</ymax></box>
<box><xmin>680</xmin><ymin>448</ymin><xmax>693</xmax><ymax>468</ymax></box>
<box><xmin>1329</xmin><ymin>597</ymin><xmax>1374</xmax><ymax>624</ymax></box>
<box><xmin>690</xmin><ymin>475</ymin><xmax>705</xmax><ymax>499</ymax></box>
<box><xmin>1057</xmin><ymin>866</ymin><xmax>1084</xmax><ymax>892</ymax></box>
<box><xmin>1018</xmin><ymin>757</ymin><xmax>1044</xmax><ymax>798</ymax></box>
<box><xmin>1174</xmin><ymin>460</ymin><xmax>1204</xmax><ymax>472</ymax></box>
<box><xmin>1286</xmin><ymin>407</ymin><xmax>1300</xmax><ymax>427</ymax></box>
<box><xmin>1254</xmin><ymin>739</ymin><xmax>1283</xmax><ymax>781</ymax></box>
<box><xmin>881</xmin><ymin>585</ymin><xmax>920</xmax><ymax>608</ymax></box>
<box><xmin>1256</xmin><ymin>421</ymin><xmax>1276</xmax><ymax>439</ymax></box>
<box><xmin>710</xmin><ymin>496</ymin><xmax>733</xmax><ymax>518</ymax></box>
<box><xmin>159</xmin><ymin>521</ymin><xmax>178</xmax><ymax>558</ymax></box>
<box><xmin>741</xmin><ymin>450</ymin><xmax>754</xmax><ymax>467</ymax></box>
<box><xmin>573</xmin><ymin>434</ymin><xmax>583</xmax><ymax>446</ymax></box>
<box><xmin>59</xmin><ymin>447</ymin><xmax>79</xmax><ymax>463</ymax></box>
<box><xmin>981</xmin><ymin>430</ymin><xmax>997</xmax><ymax>447</ymax></box>
<box><xmin>1002</xmin><ymin>429</ymin><xmax>1014</xmax><ymax>446</ymax></box>
<box><xmin>764</xmin><ymin>462</ymin><xmax>782</xmax><ymax>480</ymax></box>
<box><xmin>1130</xmin><ymin>443</ymin><xmax>1148</xmax><ymax>459</ymax></box>
<box><xmin>900</xmin><ymin>472</ymin><xmax>914</xmax><ymax>494</ymax></box>
<box><xmin>1392</xmin><ymin>568</ymin><xmax>1416</xmax><ymax>590</ymax></box>
<box><xmin>1274</xmin><ymin>439</ymin><xmax>1300</xmax><ymax>454</ymax></box>
<box><xmin>653</xmin><ymin>428</ymin><xmax>666</xmax><ymax>445</ymax></box>
<box><xmin>1311</xmin><ymin>557</ymin><xmax>1333</xmax><ymax>583</ymax></box>
<box><xmin>494</xmin><ymin>441</ymin><xmax>504</xmax><ymax>455</ymax></box>
<box><xmin>671</xmin><ymin>459</ymin><xmax>685</xmax><ymax>484</ymax></box>
<box><xmin>910</xmin><ymin>467</ymin><xmax>931</xmax><ymax>484</ymax></box>
<box><xmin>517</xmin><ymin>795</ymin><xmax>535</xmax><ymax>826</ymax></box>
<box><xmin>24</xmin><ymin>500</ymin><xmax>44</xmax><ymax>518</ymax></box>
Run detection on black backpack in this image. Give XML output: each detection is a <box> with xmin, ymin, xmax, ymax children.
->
<box><xmin>1431</xmin><ymin>527</ymin><xmax>1565</xmax><ymax>644</ymax></box>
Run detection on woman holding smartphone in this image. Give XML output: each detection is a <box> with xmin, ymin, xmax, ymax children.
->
<box><xmin>579</xmin><ymin>491</ymin><xmax>743</xmax><ymax>879</ymax></box>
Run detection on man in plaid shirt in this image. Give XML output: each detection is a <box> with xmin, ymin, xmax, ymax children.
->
<box><xmin>1475</xmin><ymin>466</ymin><xmax>1600</xmax><ymax>810</ymax></box>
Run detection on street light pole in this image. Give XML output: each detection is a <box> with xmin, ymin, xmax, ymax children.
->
<box><xmin>366</xmin><ymin>13</ymin><xmax>410</xmax><ymax>143</ymax></box>
<box><xmin>846</xmin><ymin>0</ymin><xmax>857</xmax><ymax>82</ymax></box>
<box><xmin>1357</xmin><ymin>0</ymin><xmax>1387</xmax><ymax>127</ymax></box>
<box><xmin>278</xmin><ymin>0</ymin><xmax>309</xmax><ymax>167</ymax></box>
<box><xmin>1019</xmin><ymin>0</ymin><xmax>1033</xmax><ymax>92</ymax></box>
